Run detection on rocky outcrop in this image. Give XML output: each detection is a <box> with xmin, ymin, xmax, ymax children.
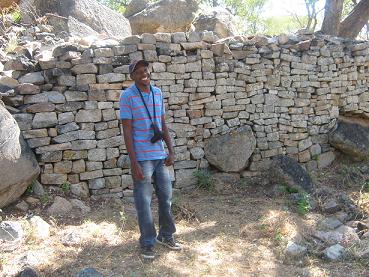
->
<box><xmin>124</xmin><ymin>0</ymin><xmax>148</xmax><ymax>18</ymax></box>
<box><xmin>329</xmin><ymin>119</ymin><xmax>369</xmax><ymax>160</ymax></box>
<box><xmin>0</xmin><ymin>101</ymin><xmax>40</xmax><ymax>208</ymax></box>
<box><xmin>128</xmin><ymin>0</ymin><xmax>198</xmax><ymax>34</ymax></box>
<box><xmin>20</xmin><ymin>0</ymin><xmax>131</xmax><ymax>37</ymax></box>
<box><xmin>192</xmin><ymin>7</ymin><xmax>237</xmax><ymax>38</ymax></box>
<box><xmin>204</xmin><ymin>126</ymin><xmax>256</xmax><ymax>172</ymax></box>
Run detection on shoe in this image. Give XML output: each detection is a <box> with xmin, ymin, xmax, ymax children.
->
<box><xmin>156</xmin><ymin>236</ymin><xmax>182</xmax><ymax>250</ymax></box>
<box><xmin>141</xmin><ymin>246</ymin><xmax>155</xmax><ymax>259</ymax></box>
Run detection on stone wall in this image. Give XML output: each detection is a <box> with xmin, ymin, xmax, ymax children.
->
<box><xmin>2</xmin><ymin>31</ymin><xmax>369</xmax><ymax>197</ymax></box>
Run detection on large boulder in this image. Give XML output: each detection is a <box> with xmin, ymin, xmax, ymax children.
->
<box><xmin>192</xmin><ymin>7</ymin><xmax>237</xmax><ymax>38</ymax></box>
<box><xmin>124</xmin><ymin>0</ymin><xmax>148</xmax><ymax>18</ymax></box>
<box><xmin>329</xmin><ymin>119</ymin><xmax>369</xmax><ymax>160</ymax></box>
<box><xmin>204</xmin><ymin>126</ymin><xmax>256</xmax><ymax>172</ymax></box>
<box><xmin>0</xmin><ymin>101</ymin><xmax>40</xmax><ymax>208</ymax></box>
<box><xmin>128</xmin><ymin>0</ymin><xmax>198</xmax><ymax>34</ymax></box>
<box><xmin>20</xmin><ymin>0</ymin><xmax>131</xmax><ymax>37</ymax></box>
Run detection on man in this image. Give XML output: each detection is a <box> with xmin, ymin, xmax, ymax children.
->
<box><xmin>120</xmin><ymin>60</ymin><xmax>181</xmax><ymax>259</ymax></box>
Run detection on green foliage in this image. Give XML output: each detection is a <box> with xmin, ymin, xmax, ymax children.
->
<box><xmin>11</xmin><ymin>9</ymin><xmax>22</xmax><ymax>23</ymax></box>
<box><xmin>296</xmin><ymin>192</ymin><xmax>311</xmax><ymax>215</ymax></box>
<box><xmin>193</xmin><ymin>170</ymin><xmax>214</xmax><ymax>191</ymax></box>
<box><xmin>26</xmin><ymin>183</ymin><xmax>34</xmax><ymax>196</ymax></box>
<box><xmin>40</xmin><ymin>193</ymin><xmax>50</xmax><ymax>205</ymax></box>
<box><xmin>61</xmin><ymin>182</ymin><xmax>71</xmax><ymax>193</ymax></box>
<box><xmin>278</xmin><ymin>184</ymin><xmax>299</xmax><ymax>194</ymax></box>
<box><xmin>364</xmin><ymin>181</ymin><xmax>369</xmax><ymax>192</ymax></box>
<box><xmin>263</xmin><ymin>15</ymin><xmax>308</xmax><ymax>35</ymax></box>
<box><xmin>97</xmin><ymin>0</ymin><xmax>130</xmax><ymax>13</ymax></box>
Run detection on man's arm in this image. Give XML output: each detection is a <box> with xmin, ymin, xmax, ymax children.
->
<box><xmin>121</xmin><ymin>119</ymin><xmax>144</xmax><ymax>180</ymax></box>
<box><xmin>162</xmin><ymin>115</ymin><xmax>175</xmax><ymax>166</ymax></box>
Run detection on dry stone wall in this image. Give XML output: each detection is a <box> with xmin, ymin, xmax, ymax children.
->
<box><xmin>3</xmin><ymin>31</ymin><xmax>369</xmax><ymax>196</ymax></box>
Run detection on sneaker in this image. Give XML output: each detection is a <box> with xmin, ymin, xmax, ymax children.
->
<box><xmin>156</xmin><ymin>237</ymin><xmax>182</xmax><ymax>250</ymax></box>
<box><xmin>141</xmin><ymin>246</ymin><xmax>155</xmax><ymax>259</ymax></box>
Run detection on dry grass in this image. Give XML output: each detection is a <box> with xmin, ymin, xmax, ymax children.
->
<box><xmin>1</xmin><ymin>157</ymin><xmax>369</xmax><ymax>276</ymax></box>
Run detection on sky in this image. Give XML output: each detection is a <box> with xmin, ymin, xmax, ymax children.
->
<box><xmin>262</xmin><ymin>0</ymin><xmax>326</xmax><ymax>18</ymax></box>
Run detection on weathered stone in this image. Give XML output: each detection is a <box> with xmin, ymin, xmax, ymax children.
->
<box><xmin>32</xmin><ymin>112</ymin><xmax>58</xmax><ymax>128</ymax></box>
<box><xmin>204</xmin><ymin>126</ymin><xmax>256</xmax><ymax>172</ymax></box>
<box><xmin>75</xmin><ymin>109</ymin><xmax>102</xmax><ymax>122</ymax></box>
<box><xmin>324</xmin><ymin>244</ymin><xmax>345</xmax><ymax>260</ymax></box>
<box><xmin>71</xmin><ymin>182</ymin><xmax>90</xmax><ymax>198</ymax></box>
<box><xmin>18</xmin><ymin>72</ymin><xmax>44</xmax><ymax>84</ymax></box>
<box><xmin>15</xmin><ymin>83</ymin><xmax>40</xmax><ymax>95</ymax></box>
<box><xmin>47</xmin><ymin>196</ymin><xmax>73</xmax><ymax>216</ymax></box>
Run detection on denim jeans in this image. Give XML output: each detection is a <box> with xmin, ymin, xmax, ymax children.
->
<box><xmin>133</xmin><ymin>159</ymin><xmax>176</xmax><ymax>248</ymax></box>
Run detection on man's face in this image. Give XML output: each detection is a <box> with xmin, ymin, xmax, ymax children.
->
<box><xmin>131</xmin><ymin>63</ymin><xmax>150</xmax><ymax>87</ymax></box>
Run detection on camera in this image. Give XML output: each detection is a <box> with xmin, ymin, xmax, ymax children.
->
<box><xmin>150</xmin><ymin>123</ymin><xmax>164</xmax><ymax>143</ymax></box>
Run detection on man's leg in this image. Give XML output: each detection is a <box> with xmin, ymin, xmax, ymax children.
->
<box><xmin>133</xmin><ymin>160</ymin><xmax>157</xmax><ymax>249</ymax></box>
<box><xmin>153</xmin><ymin>159</ymin><xmax>176</xmax><ymax>241</ymax></box>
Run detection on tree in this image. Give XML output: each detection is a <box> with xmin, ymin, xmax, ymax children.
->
<box><xmin>320</xmin><ymin>0</ymin><xmax>369</xmax><ymax>38</ymax></box>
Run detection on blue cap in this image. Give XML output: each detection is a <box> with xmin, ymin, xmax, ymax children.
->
<box><xmin>129</xmin><ymin>59</ymin><xmax>149</xmax><ymax>74</ymax></box>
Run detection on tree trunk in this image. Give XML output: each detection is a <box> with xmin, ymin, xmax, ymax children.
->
<box><xmin>320</xmin><ymin>0</ymin><xmax>344</xmax><ymax>35</ymax></box>
<box><xmin>338</xmin><ymin>0</ymin><xmax>369</xmax><ymax>38</ymax></box>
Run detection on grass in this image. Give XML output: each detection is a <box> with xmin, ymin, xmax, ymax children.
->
<box><xmin>193</xmin><ymin>170</ymin><xmax>214</xmax><ymax>191</ymax></box>
<box><xmin>61</xmin><ymin>182</ymin><xmax>71</xmax><ymax>193</ymax></box>
<box><xmin>296</xmin><ymin>193</ymin><xmax>311</xmax><ymax>215</ymax></box>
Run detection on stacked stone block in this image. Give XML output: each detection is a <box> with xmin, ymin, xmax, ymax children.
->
<box><xmin>3</xmin><ymin>31</ymin><xmax>369</xmax><ymax>194</ymax></box>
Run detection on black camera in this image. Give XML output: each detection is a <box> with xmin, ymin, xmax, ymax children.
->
<box><xmin>150</xmin><ymin>123</ymin><xmax>164</xmax><ymax>143</ymax></box>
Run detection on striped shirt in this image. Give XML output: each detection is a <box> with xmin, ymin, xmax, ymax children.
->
<box><xmin>119</xmin><ymin>84</ymin><xmax>167</xmax><ymax>161</ymax></box>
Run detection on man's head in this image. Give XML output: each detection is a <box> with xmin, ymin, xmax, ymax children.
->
<box><xmin>129</xmin><ymin>59</ymin><xmax>150</xmax><ymax>88</ymax></box>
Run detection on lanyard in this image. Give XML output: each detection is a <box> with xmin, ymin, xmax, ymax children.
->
<box><xmin>136</xmin><ymin>85</ymin><xmax>156</xmax><ymax>124</ymax></box>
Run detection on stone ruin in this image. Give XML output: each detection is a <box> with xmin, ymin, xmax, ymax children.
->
<box><xmin>1</xmin><ymin>23</ymin><xmax>369</xmax><ymax>201</ymax></box>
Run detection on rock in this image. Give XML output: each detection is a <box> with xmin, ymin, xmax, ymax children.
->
<box><xmin>313</xmin><ymin>230</ymin><xmax>343</xmax><ymax>245</ymax></box>
<box><xmin>317</xmin><ymin>151</ymin><xmax>335</xmax><ymax>169</ymax></box>
<box><xmin>323</xmin><ymin>244</ymin><xmax>345</xmax><ymax>260</ymax></box>
<box><xmin>29</xmin><ymin>216</ymin><xmax>50</xmax><ymax>239</ymax></box>
<box><xmin>285</xmin><ymin>242</ymin><xmax>307</xmax><ymax>258</ymax></box>
<box><xmin>60</xmin><ymin>230</ymin><xmax>83</xmax><ymax>246</ymax></box>
<box><xmin>0</xmin><ymin>101</ymin><xmax>40</xmax><ymax>208</ymax></box>
<box><xmin>15</xmin><ymin>200</ymin><xmax>29</xmax><ymax>212</ymax></box>
<box><xmin>318</xmin><ymin>217</ymin><xmax>343</xmax><ymax>230</ymax></box>
<box><xmin>0</xmin><ymin>221</ymin><xmax>23</xmax><ymax>241</ymax></box>
<box><xmin>76</xmin><ymin>267</ymin><xmax>103</xmax><ymax>277</ymax></box>
<box><xmin>31</xmin><ymin>180</ymin><xmax>45</xmax><ymax>196</ymax></box>
<box><xmin>128</xmin><ymin>0</ymin><xmax>198</xmax><ymax>34</ymax></box>
<box><xmin>70</xmin><ymin>198</ymin><xmax>91</xmax><ymax>214</ymax></box>
<box><xmin>0</xmin><ymin>76</ymin><xmax>19</xmax><ymax>88</ymax></box>
<box><xmin>357</xmin><ymin>221</ymin><xmax>369</xmax><ymax>232</ymax></box>
<box><xmin>18</xmin><ymin>267</ymin><xmax>40</xmax><ymax>277</ymax></box>
<box><xmin>212</xmin><ymin>172</ymin><xmax>240</xmax><ymax>192</ymax></box>
<box><xmin>174</xmin><ymin>168</ymin><xmax>197</xmax><ymax>189</ymax></box>
<box><xmin>335</xmin><ymin>225</ymin><xmax>360</xmax><ymax>246</ymax></box>
<box><xmin>204</xmin><ymin>126</ymin><xmax>256</xmax><ymax>172</ymax></box>
<box><xmin>124</xmin><ymin>0</ymin><xmax>148</xmax><ymax>17</ymax></box>
<box><xmin>329</xmin><ymin>119</ymin><xmax>369</xmax><ymax>160</ymax></box>
<box><xmin>15</xmin><ymin>83</ymin><xmax>40</xmax><ymax>95</ymax></box>
<box><xmin>20</xmin><ymin>0</ymin><xmax>132</xmax><ymax>37</ymax></box>
<box><xmin>47</xmin><ymin>196</ymin><xmax>73</xmax><ymax>216</ymax></box>
<box><xmin>18</xmin><ymin>72</ymin><xmax>45</xmax><ymax>84</ymax></box>
<box><xmin>192</xmin><ymin>7</ymin><xmax>237</xmax><ymax>38</ymax></box>
<box><xmin>70</xmin><ymin>183</ymin><xmax>89</xmax><ymax>198</ymax></box>
<box><xmin>268</xmin><ymin>155</ymin><xmax>314</xmax><ymax>193</ymax></box>
<box><xmin>322</xmin><ymin>199</ymin><xmax>341</xmax><ymax>214</ymax></box>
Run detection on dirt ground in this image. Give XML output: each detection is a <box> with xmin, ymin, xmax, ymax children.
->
<box><xmin>1</xmin><ymin>157</ymin><xmax>369</xmax><ymax>277</ymax></box>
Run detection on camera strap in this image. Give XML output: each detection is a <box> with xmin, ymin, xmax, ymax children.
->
<box><xmin>136</xmin><ymin>85</ymin><xmax>156</xmax><ymax>125</ymax></box>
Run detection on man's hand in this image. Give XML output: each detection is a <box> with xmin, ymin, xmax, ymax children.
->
<box><xmin>165</xmin><ymin>152</ymin><xmax>175</xmax><ymax>166</ymax></box>
<box><xmin>131</xmin><ymin>162</ymin><xmax>144</xmax><ymax>180</ymax></box>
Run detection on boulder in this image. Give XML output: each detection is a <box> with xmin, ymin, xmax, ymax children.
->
<box><xmin>128</xmin><ymin>0</ymin><xmax>198</xmax><ymax>34</ymax></box>
<box><xmin>0</xmin><ymin>101</ymin><xmax>40</xmax><ymax>208</ymax></box>
<box><xmin>329</xmin><ymin>119</ymin><xmax>369</xmax><ymax>160</ymax></box>
<box><xmin>124</xmin><ymin>0</ymin><xmax>148</xmax><ymax>18</ymax></box>
<box><xmin>47</xmin><ymin>196</ymin><xmax>73</xmax><ymax>215</ymax></box>
<box><xmin>204</xmin><ymin>126</ymin><xmax>256</xmax><ymax>172</ymax></box>
<box><xmin>20</xmin><ymin>0</ymin><xmax>131</xmax><ymax>37</ymax></box>
<box><xmin>268</xmin><ymin>155</ymin><xmax>314</xmax><ymax>193</ymax></box>
<box><xmin>192</xmin><ymin>7</ymin><xmax>237</xmax><ymax>38</ymax></box>
<box><xmin>45</xmin><ymin>13</ymin><xmax>99</xmax><ymax>38</ymax></box>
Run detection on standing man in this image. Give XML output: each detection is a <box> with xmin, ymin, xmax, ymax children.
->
<box><xmin>120</xmin><ymin>60</ymin><xmax>181</xmax><ymax>259</ymax></box>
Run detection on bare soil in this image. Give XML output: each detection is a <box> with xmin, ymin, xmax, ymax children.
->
<box><xmin>1</xmin><ymin>156</ymin><xmax>369</xmax><ymax>277</ymax></box>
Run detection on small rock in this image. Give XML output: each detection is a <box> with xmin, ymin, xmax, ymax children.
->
<box><xmin>357</xmin><ymin>221</ymin><xmax>369</xmax><ymax>232</ymax></box>
<box><xmin>0</xmin><ymin>221</ymin><xmax>23</xmax><ymax>241</ymax></box>
<box><xmin>47</xmin><ymin>196</ymin><xmax>73</xmax><ymax>216</ymax></box>
<box><xmin>334</xmin><ymin>211</ymin><xmax>349</xmax><ymax>223</ymax></box>
<box><xmin>15</xmin><ymin>200</ymin><xmax>29</xmax><ymax>212</ymax></box>
<box><xmin>70</xmin><ymin>199</ymin><xmax>91</xmax><ymax>214</ymax></box>
<box><xmin>318</xmin><ymin>217</ymin><xmax>342</xmax><ymax>230</ymax></box>
<box><xmin>70</xmin><ymin>183</ymin><xmax>90</xmax><ymax>198</ymax></box>
<box><xmin>323</xmin><ymin>244</ymin><xmax>345</xmax><ymax>260</ymax></box>
<box><xmin>19</xmin><ymin>267</ymin><xmax>40</xmax><ymax>277</ymax></box>
<box><xmin>29</xmin><ymin>216</ymin><xmax>50</xmax><ymax>239</ymax></box>
<box><xmin>335</xmin><ymin>225</ymin><xmax>360</xmax><ymax>246</ymax></box>
<box><xmin>60</xmin><ymin>230</ymin><xmax>83</xmax><ymax>246</ymax></box>
<box><xmin>76</xmin><ymin>267</ymin><xmax>103</xmax><ymax>277</ymax></box>
<box><xmin>285</xmin><ymin>242</ymin><xmax>307</xmax><ymax>257</ymax></box>
<box><xmin>25</xmin><ymin>197</ymin><xmax>40</xmax><ymax>206</ymax></box>
<box><xmin>313</xmin><ymin>230</ymin><xmax>343</xmax><ymax>245</ymax></box>
<box><xmin>31</xmin><ymin>181</ymin><xmax>45</xmax><ymax>197</ymax></box>
<box><xmin>322</xmin><ymin>199</ymin><xmax>341</xmax><ymax>214</ymax></box>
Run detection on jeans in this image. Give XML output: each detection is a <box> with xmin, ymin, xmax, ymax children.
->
<box><xmin>133</xmin><ymin>159</ymin><xmax>176</xmax><ymax>248</ymax></box>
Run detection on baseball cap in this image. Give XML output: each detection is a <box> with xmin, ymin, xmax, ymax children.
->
<box><xmin>129</xmin><ymin>59</ymin><xmax>149</xmax><ymax>74</ymax></box>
